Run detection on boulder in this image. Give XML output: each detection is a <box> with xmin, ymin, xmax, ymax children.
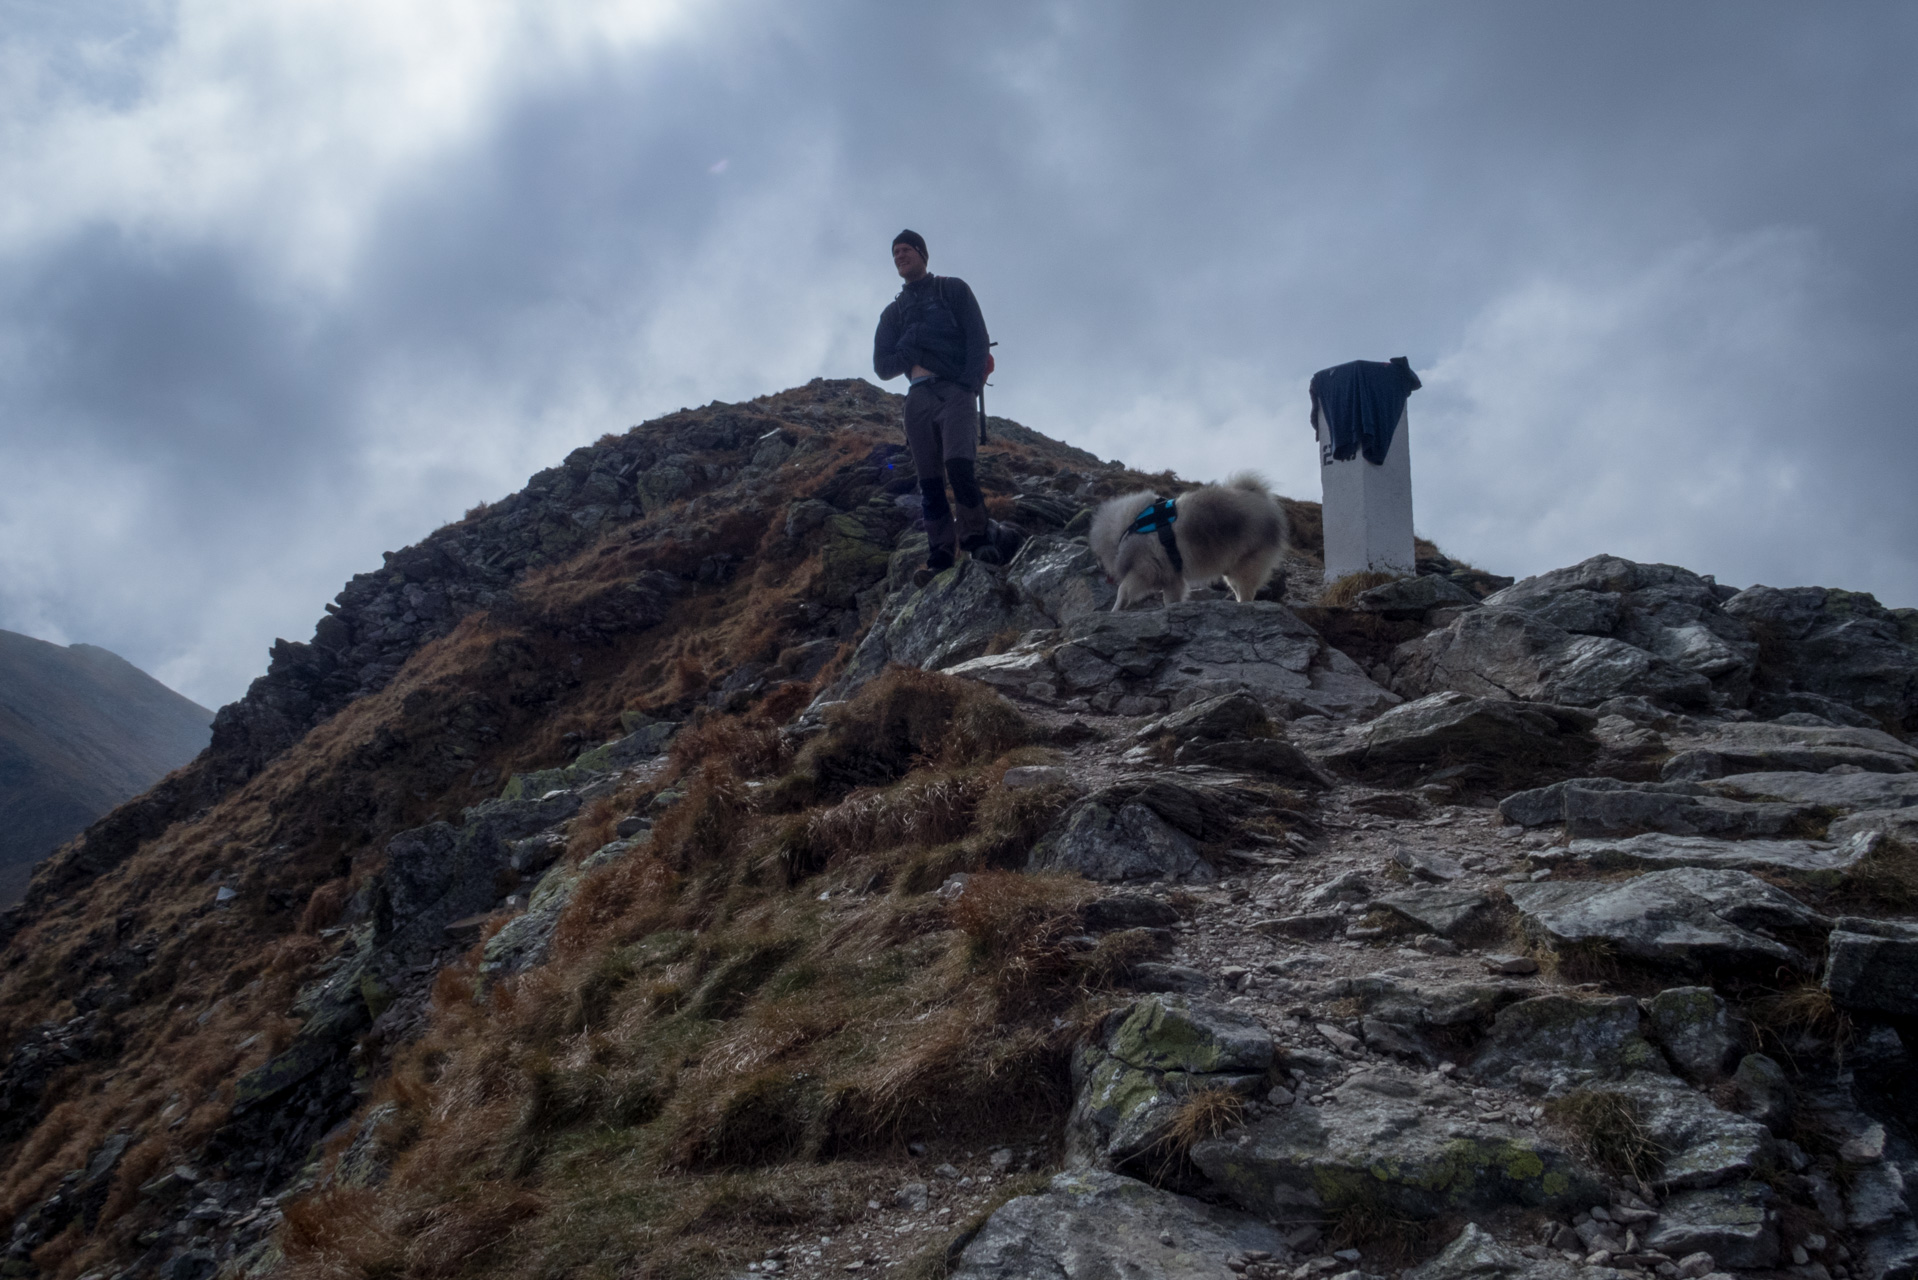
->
<box><xmin>1173</xmin><ymin>738</ymin><xmax>1329</xmax><ymax>787</ymax></box>
<box><xmin>1374</xmin><ymin>886</ymin><xmax>1492</xmax><ymax>938</ymax></box>
<box><xmin>1576</xmin><ymin>1076</ymin><xmax>1776</xmax><ymax>1191</ymax></box>
<box><xmin>947</xmin><ymin>600</ymin><xmax>1397</xmax><ymax>719</ymax></box>
<box><xmin>1349</xmin><ymin>574</ymin><xmax>1480</xmax><ymax>620</ymax></box>
<box><xmin>830</xmin><ymin>558</ymin><xmax>1053</xmax><ymax>697</ymax></box>
<box><xmin>1507</xmin><ymin>868</ymin><xmax>1825</xmax><ymax>973</ymax></box>
<box><xmin>1642</xmin><ymin>1183</ymin><xmax>1779</xmax><ymax>1270</ymax></box>
<box><xmin>1392</xmin><ymin>608</ymin><xmax>1715</xmax><ymax>711</ymax></box>
<box><xmin>1149</xmin><ymin>691</ymin><xmax>1275</xmax><ymax>743</ymax></box>
<box><xmin>1830</xmin><ymin>807</ymin><xmax>1918</xmax><ymax>846</ymax></box>
<box><xmin>1729</xmin><ymin>1053</ymin><xmax>1793</xmax><ymax>1131</ymax></box>
<box><xmin>1660</xmin><ymin>721</ymin><xmax>1918</xmax><ymax>781</ymax></box>
<box><xmin>1546</xmin><ymin>832</ymin><xmax>1875</xmax><ymax>885</ymax></box>
<box><xmin>1702</xmin><ymin>770</ymin><xmax>1918</xmax><ymax>813</ymax></box>
<box><xmin>1189</xmin><ymin>1076</ymin><xmax>1601</xmax><ymax>1223</ymax></box>
<box><xmin>1404</xmin><ymin>1223</ymin><xmax>1586</xmax><ymax>1280</ymax></box>
<box><xmin>1320</xmin><ymin>691</ymin><xmax>1598</xmax><ymax>787</ymax></box>
<box><xmin>1823</xmin><ymin>917</ymin><xmax>1918</xmax><ymax>1018</ymax></box>
<box><xmin>1722</xmin><ymin>584</ymin><xmax>1918</xmax><ymax>731</ymax></box>
<box><xmin>1080</xmin><ymin>894</ymin><xmax>1181</xmax><ymax>933</ymax></box>
<box><xmin>1561</xmin><ymin>787</ymin><xmax>1825</xmax><ymax>840</ymax></box>
<box><xmin>1004</xmin><ymin>534</ymin><xmax>1116</xmax><ymax>626</ymax></box>
<box><xmin>1467</xmin><ymin>996</ymin><xmax>1669</xmax><ymax>1094</ymax></box>
<box><xmin>1642</xmin><ymin>988</ymin><xmax>1747</xmax><ymax>1083</ymax></box>
<box><xmin>1067</xmin><ymin>996</ymin><xmax>1273</xmax><ymax>1170</ymax></box>
<box><xmin>948</xmin><ymin>1170</ymin><xmax>1285</xmax><ymax>1280</ymax></box>
<box><xmin>1028</xmin><ymin>795</ymin><xmax>1215</xmax><ymax>884</ymax></box>
<box><xmin>1498</xmin><ymin>777</ymin><xmax>1706</xmax><ymax>828</ymax></box>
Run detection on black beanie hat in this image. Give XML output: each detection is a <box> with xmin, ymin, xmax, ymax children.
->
<box><xmin>892</xmin><ymin>229</ymin><xmax>928</xmax><ymax>261</ymax></box>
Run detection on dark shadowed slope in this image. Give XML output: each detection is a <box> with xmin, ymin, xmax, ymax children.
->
<box><xmin>0</xmin><ymin>631</ymin><xmax>212</xmax><ymax>903</ymax></box>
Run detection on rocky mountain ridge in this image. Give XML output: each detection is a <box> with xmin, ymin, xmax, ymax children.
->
<box><xmin>1</xmin><ymin>378</ymin><xmax>1916</xmax><ymax>1280</ymax></box>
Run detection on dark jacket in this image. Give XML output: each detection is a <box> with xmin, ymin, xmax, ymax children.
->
<box><xmin>873</xmin><ymin>275</ymin><xmax>990</xmax><ymax>394</ymax></box>
<box><xmin>1308</xmin><ymin>356</ymin><xmax>1421</xmax><ymax>465</ymax></box>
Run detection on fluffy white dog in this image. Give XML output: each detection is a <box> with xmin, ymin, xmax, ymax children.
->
<box><xmin>1089</xmin><ymin>473</ymin><xmax>1288</xmax><ymax>611</ymax></box>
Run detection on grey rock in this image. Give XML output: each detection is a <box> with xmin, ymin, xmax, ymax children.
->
<box><xmin>1507</xmin><ymin>868</ymin><xmax>1825</xmax><ymax>973</ymax></box>
<box><xmin>1722</xmin><ymin>584</ymin><xmax>1918</xmax><ymax>732</ymax></box>
<box><xmin>1081</xmin><ymin>894</ymin><xmax>1180</xmax><ymax>933</ymax></box>
<box><xmin>1661</xmin><ymin>722</ymin><xmax>1917</xmax><ymax>781</ymax></box>
<box><xmin>1829</xmin><ymin>807</ymin><xmax>1918</xmax><ymax>845</ymax></box>
<box><xmin>1846</xmin><ymin>1160</ymin><xmax>1907</xmax><ymax>1231</ymax></box>
<box><xmin>1005</xmin><ymin>534</ymin><xmax>1117</xmax><ymax>626</ymax></box>
<box><xmin>1562</xmin><ymin>786</ymin><xmax>1825</xmax><ymax>840</ymax></box>
<box><xmin>1394</xmin><ymin>846</ymin><xmax>1466</xmax><ymax>882</ymax></box>
<box><xmin>1582</xmin><ymin>1077</ymin><xmax>1776</xmax><ymax>1190</ymax></box>
<box><xmin>1321</xmin><ymin>691</ymin><xmax>1598</xmax><ymax>785</ymax></box>
<box><xmin>1858</xmin><ymin>1215</ymin><xmax>1918</xmax><ymax>1280</ymax></box>
<box><xmin>1643</xmin><ymin>988</ymin><xmax>1747</xmax><ymax>1083</ymax></box>
<box><xmin>1704</xmin><ymin>770</ymin><xmax>1918</xmax><ymax>812</ymax></box>
<box><xmin>1251</xmin><ymin>912</ymin><xmax>1346</xmax><ymax>940</ymax></box>
<box><xmin>1499</xmin><ymin>777</ymin><xmax>1705</xmax><ymax>829</ymax></box>
<box><xmin>948</xmin><ymin>600</ymin><xmax>1396</xmax><ymax>719</ymax></box>
<box><xmin>1152</xmin><ymin>691</ymin><xmax>1275</xmax><ymax>743</ymax></box>
<box><xmin>1128</xmin><ymin>963</ymin><xmax>1212</xmax><ymax>994</ymax></box>
<box><xmin>830</xmin><ymin>558</ymin><xmax>1053</xmax><ymax>698</ymax></box>
<box><xmin>1468</xmin><ymin>996</ymin><xmax>1668</xmax><ymax>1093</ymax></box>
<box><xmin>1730</xmin><ymin>1053</ymin><xmax>1793</xmax><ymax>1131</ymax></box>
<box><xmin>1403</xmin><ymin>1223</ymin><xmax>1585</xmax><ymax>1280</ymax></box>
<box><xmin>1482</xmin><ymin>954</ymin><xmax>1540</xmax><ymax>976</ymax></box>
<box><xmin>1553</xmin><ymin>831</ymin><xmax>1876</xmax><ymax>884</ymax></box>
<box><xmin>1190</xmin><ymin>1083</ymin><xmax>1600</xmax><ymax>1223</ymax></box>
<box><xmin>1824</xmin><ymin>917</ymin><xmax>1918</xmax><ymax>1017</ymax></box>
<box><xmin>1392</xmin><ymin>603</ymin><xmax>1716</xmax><ymax>710</ymax></box>
<box><xmin>1349</xmin><ymin>574</ymin><xmax>1480</xmax><ymax>620</ymax></box>
<box><xmin>1067</xmin><ymin>996</ymin><xmax>1272</xmax><ymax>1170</ymax></box>
<box><xmin>1301</xmin><ymin>869</ymin><xmax>1374</xmax><ymax>910</ymax></box>
<box><xmin>1002</xmin><ymin>765</ymin><xmax>1071</xmax><ymax>790</ymax></box>
<box><xmin>1375</xmin><ymin>886</ymin><xmax>1492</xmax><ymax>937</ymax></box>
<box><xmin>1173</xmin><ymin>737</ymin><xmax>1330</xmax><ymax>786</ymax></box>
<box><xmin>1029</xmin><ymin>795</ymin><xmax>1215</xmax><ymax>884</ymax></box>
<box><xmin>1644</xmin><ymin>1183</ymin><xmax>1778</xmax><ymax>1270</ymax></box>
<box><xmin>948</xmin><ymin>1170</ymin><xmax>1284</xmax><ymax>1280</ymax></box>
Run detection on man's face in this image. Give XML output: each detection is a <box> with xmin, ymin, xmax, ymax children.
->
<box><xmin>892</xmin><ymin>241</ymin><xmax>926</xmax><ymax>281</ymax></box>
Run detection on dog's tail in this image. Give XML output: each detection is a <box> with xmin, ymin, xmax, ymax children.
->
<box><xmin>1223</xmin><ymin>470</ymin><xmax>1273</xmax><ymax>496</ymax></box>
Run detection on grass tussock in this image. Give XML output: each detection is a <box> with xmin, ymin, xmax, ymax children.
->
<box><xmin>1542</xmin><ymin>1089</ymin><xmax>1668</xmax><ymax>1185</ymax></box>
<box><xmin>1747</xmin><ymin>982</ymin><xmax>1854</xmax><ymax>1062</ymax></box>
<box><xmin>1318</xmin><ymin>570</ymin><xmax>1401</xmax><ymax>607</ymax></box>
<box><xmin>767</xmin><ymin>667</ymin><xmax>1033</xmax><ymax>810</ymax></box>
<box><xmin>1325</xmin><ymin>1201</ymin><xmax>1446</xmax><ymax>1266</ymax></box>
<box><xmin>1829</xmin><ymin>835</ymin><xmax>1918</xmax><ymax>912</ymax></box>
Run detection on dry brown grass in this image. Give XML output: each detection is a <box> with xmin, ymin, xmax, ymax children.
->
<box><xmin>1542</xmin><ymin>1089</ymin><xmax>1668</xmax><ymax>1184</ymax></box>
<box><xmin>1747</xmin><ymin>982</ymin><xmax>1854</xmax><ymax>1062</ymax></box>
<box><xmin>1318</xmin><ymin>570</ymin><xmax>1401</xmax><ymax>607</ymax></box>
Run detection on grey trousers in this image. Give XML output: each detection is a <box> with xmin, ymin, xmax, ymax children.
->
<box><xmin>903</xmin><ymin>378</ymin><xmax>987</xmax><ymax>560</ymax></box>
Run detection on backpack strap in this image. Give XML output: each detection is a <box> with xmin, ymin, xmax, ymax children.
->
<box><xmin>1120</xmin><ymin>498</ymin><xmax>1183</xmax><ymax>574</ymax></box>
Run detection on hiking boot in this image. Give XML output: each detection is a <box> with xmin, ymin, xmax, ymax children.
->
<box><xmin>967</xmin><ymin>544</ymin><xmax>1006</xmax><ymax>567</ymax></box>
<box><xmin>914</xmin><ymin>551</ymin><xmax>955</xmax><ymax>588</ymax></box>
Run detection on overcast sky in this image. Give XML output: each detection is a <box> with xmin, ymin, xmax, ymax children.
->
<box><xmin>2</xmin><ymin>1</ymin><xmax>1914</xmax><ymax>708</ymax></box>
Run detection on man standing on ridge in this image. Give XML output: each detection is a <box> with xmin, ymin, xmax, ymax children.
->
<box><xmin>873</xmin><ymin>229</ymin><xmax>996</xmax><ymax>585</ymax></box>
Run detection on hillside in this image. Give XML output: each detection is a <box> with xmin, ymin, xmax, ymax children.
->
<box><xmin>0</xmin><ymin>631</ymin><xmax>212</xmax><ymax>906</ymax></box>
<box><xmin>1</xmin><ymin>378</ymin><xmax>1916</xmax><ymax>1280</ymax></box>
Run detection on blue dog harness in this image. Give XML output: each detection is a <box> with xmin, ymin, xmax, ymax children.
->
<box><xmin>1121</xmin><ymin>497</ymin><xmax>1183</xmax><ymax>574</ymax></box>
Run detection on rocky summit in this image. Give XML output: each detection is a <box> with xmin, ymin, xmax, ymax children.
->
<box><xmin>1</xmin><ymin>378</ymin><xmax>1915</xmax><ymax>1280</ymax></box>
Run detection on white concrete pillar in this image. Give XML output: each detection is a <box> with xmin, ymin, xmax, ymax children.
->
<box><xmin>1316</xmin><ymin>403</ymin><xmax>1415</xmax><ymax>582</ymax></box>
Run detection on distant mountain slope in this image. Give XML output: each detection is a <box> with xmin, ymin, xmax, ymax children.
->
<box><xmin>0</xmin><ymin>630</ymin><xmax>212</xmax><ymax>903</ymax></box>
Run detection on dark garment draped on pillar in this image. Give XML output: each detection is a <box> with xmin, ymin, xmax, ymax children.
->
<box><xmin>1308</xmin><ymin>356</ymin><xmax>1422</xmax><ymax>465</ymax></box>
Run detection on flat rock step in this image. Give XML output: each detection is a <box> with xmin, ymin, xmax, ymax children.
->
<box><xmin>1507</xmin><ymin>867</ymin><xmax>1827</xmax><ymax>972</ymax></box>
<box><xmin>1703</xmin><ymin>770</ymin><xmax>1918</xmax><ymax>812</ymax></box>
<box><xmin>949</xmin><ymin>1171</ymin><xmax>1285</xmax><ymax>1280</ymax></box>
<box><xmin>1535</xmin><ymin>831</ymin><xmax>1879</xmax><ymax>882</ymax></box>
